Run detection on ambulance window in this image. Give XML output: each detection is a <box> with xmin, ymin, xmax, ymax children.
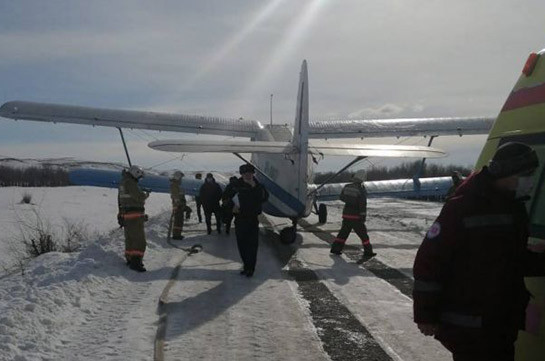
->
<box><xmin>529</xmin><ymin>145</ymin><xmax>545</xmax><ymax>236</ymax></box>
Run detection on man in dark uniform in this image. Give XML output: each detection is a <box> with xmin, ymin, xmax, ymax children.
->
<box><xmin>224</xmin><ymin>164</ymin><xmax>269</xmax><ymax>277</ymax></box>
<box><xmin>118</xmin><ymin>165</ymin><xmax>149</xmax><ymax>272</ymax></box>
<box><xmin>330</xmin><ymin>169</ymin><xmax>376</xmax><ymax>261</ymax></box>
<box><xmin>169</xmin><ymin>171</ymin><xmax>186</xmax><ymax>240</ymax></box>
<box><xmin>194</xmin><ymin>172</ymin><xmax>203</xmax><ymax>223</ymax></box>
<box><xmin>413</xmin><ymin>142</ymin><xmax>545</xmax><ymax>361</ymax></box>
<box><xmin>199</xmin><ymin>173</ymin><xmax>223</xmax><ymax>234</ymax></box>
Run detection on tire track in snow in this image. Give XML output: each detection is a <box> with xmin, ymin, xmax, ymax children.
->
<box><xmin>261</xmin><ymin>216</ymin><xmax>393</xmax><ymax>361</ymax></box>
<box><xmin>298</xmin><ymin>219</ymin><xmax>414</xmax><ymax>299</ymax></box>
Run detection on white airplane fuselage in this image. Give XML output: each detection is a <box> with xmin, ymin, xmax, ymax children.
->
<box><xmin>252</xmin><ymin>125</ymin><xmax>314</xmax><ymax>219</ymax></box>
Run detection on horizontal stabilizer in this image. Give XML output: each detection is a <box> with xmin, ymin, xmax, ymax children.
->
<box><xmin>148</xmin><ymin>140</ymin><xmax>295</xmax><ymax>154</ymax></box>
<box><xmin>308</xmin><ymin>141</ymin><xmax>446</xmax><ymax>158</ymax></box>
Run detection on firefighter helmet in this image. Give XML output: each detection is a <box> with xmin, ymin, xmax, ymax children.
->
<box><xmin>128</xmin><ymin>165</ymin><xmax>145</xmax><ymax>179</ymax></box>
<box><xmin>353</xmin><ymin>169</ymin><xmax>367</xmax><ymax>182</ymax></box>
<box><xmin>171</xmin><ymin>171</ymin><xmax>184</xmax><ymax>181</ymax></box>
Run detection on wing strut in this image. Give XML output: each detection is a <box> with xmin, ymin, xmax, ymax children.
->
<box><xmin>414</xmin><ymin>135</ymin><xmax>436</xmax><ymax>181</ymax></box>
<box><xmin>118</xmin><ymin>127</ymin><xmax>132</xmax><ymax>167</ymax></box>
<box><xmin>308</xmin><ymin>156</ymin><xmax>366</xmax><ymax>197</ymax></box>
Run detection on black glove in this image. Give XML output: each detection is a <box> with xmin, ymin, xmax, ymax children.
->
<box><xmin>144</xmin><ymin>214</ymin><xmax>149</xmax><ymax>222</ymax></box>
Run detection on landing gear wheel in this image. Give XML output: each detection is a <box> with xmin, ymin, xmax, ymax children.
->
<box><xmin>318</xmin><ymin>203</ymin><xmax>327</xmax><ymax>224</ymax></box>
<box><xmin>280</xmin><ymin>227</ymin><xmax>297</xmax><ymax>244</ymax></box>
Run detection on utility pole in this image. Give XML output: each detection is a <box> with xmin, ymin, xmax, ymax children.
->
<box><xmin>270</xmin><ymin>94</ymin><xmax>273</xmax><ymax>126</ymax></box>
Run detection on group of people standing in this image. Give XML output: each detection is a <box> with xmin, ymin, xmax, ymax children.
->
<box><xmin>118</xmin><ymin>163</ymin><xmax>269</xmax><ymax>278</ymax></box>
<box><xmin>116</xmin><ymin>141</ymin><xmax>543</xmax><ymax>359</ymax></box>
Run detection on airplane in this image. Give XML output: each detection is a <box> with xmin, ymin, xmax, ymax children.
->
<box><xmin>0</xmin><ymin>60</ymin><xmax>493</xmax><ymax>243</ymax></box>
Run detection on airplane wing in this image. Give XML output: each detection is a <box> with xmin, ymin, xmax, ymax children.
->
<box><xmin>308</xmin><ymin>141</ymin><xmax>445</xmax><ymax>158</ymax></box>
<box><xmin>314</xmin><ymin>176</ymin><xmax>453</xmax><ymax>201</ymax></box>
<box><xmin>68</xmin><ymin>168</ymin><xmax>210</xmax><ymax>196</ymax></box>
<box><xmin>0</xmin><ymin>101</ymin><xmax>262</xmax><ymax>138</ymax></box>
<box><xmin>148</xmin><ymin>139</ymin><xmax>446</xmax><ymax>158</ymax></box>
<box><xmin>148</xmin><ymin>140</ymin><xmax>295</xmax><ymax>154</ymax></box>
<box><xmin>308</xmin><ymin>117</ymin><xmax>494</xmax><ymax>139</ymax></box>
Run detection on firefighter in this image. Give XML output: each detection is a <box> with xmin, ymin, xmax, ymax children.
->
<box><xmin>330</xmin><ymin>169</ymin><xmax>376</xmax><ymax>261</ymax></box>
<box><xmin>413</xmin><ymin>142</ymin><xmax>545</xmax><ymax>360</ymax></box>
<box><xmin>169</xmin><ymin>170</ymin><xmax>186</xmax><ymax>240</ymax></box>
<box><xmin>224</xmin><ymin>164</ymin><xmax>269</xmax><ymax>277</ymax></box>
<box><xmin>118</xmin><ymin>165</ymin><xmax>149</xmax><ymax>272</ymax></box>
<box><xmin>194</xmin><ymin>172</ymin><xmax>203</xmax><ymax>223</ymax></box>
<box><xmin>199</xmin><ymin>173</ymin><xmax>223</xmax><ymax>234</ymax></box>
<box><xmin>221</xmin><ymin>176</ymin><xmax>238</xmax><ymax>235</ymax></box>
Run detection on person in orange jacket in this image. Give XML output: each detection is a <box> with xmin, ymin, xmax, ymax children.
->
<box><xmin>118</xmin><ymin>165</ymin><xmax>149</xmax><ymax>272</ymax></box>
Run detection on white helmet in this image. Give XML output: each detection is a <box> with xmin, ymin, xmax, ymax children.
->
<box><xmin>171</xmin><ymin>171</ymin><xmax>184</xmax><ymax>181</ymax></box>
<box><xmin>128</xmin><ymin>165</ymin><xmax>145</xmax><ymax>179</ymax></box>
<box><xmin>353</xmin><ymin>169</ymin><xmax>367</xmax><ymax>182</ymax></box>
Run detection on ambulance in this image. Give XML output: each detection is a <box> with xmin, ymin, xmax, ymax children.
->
<box><xmin>475</xmin><ymin>49</ymin><xmax>545</xmax><ymax>360</ymax></box>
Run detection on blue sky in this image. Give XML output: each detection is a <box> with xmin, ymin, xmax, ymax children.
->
<box><xmin>1</xmin><ymin>0</ymin><xmax>544</xmax><ymax>173</ymax></box>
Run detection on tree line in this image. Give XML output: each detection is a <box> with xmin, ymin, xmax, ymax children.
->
<box><xmin>314</xmin><ymin>161</ymin><xmax>473</xmax><ymax>184</ymax></box>
<box><xmin>0</xmin><ymin>166</ymin><xmax>69</xmax><ymax>187</ymax></box>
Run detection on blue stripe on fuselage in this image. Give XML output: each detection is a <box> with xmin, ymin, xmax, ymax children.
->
<box><xmin>256</xmin><ymin>174</ymin><xmax>305</xmax><ymax>216</ymax></box>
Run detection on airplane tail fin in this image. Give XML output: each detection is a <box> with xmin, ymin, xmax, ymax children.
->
<box><xmin>292</xmin><ymin>60</ymin><xmax>310</xmax><ymax>208</ymax></box>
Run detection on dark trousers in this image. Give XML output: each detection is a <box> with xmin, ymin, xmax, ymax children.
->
<box><xmin>172</xmin><ymin>206</ymin><xmax>184</xmax><ymax>237</ymax></box>
<box><xmin>222</xmin><ymin>205</ymin><xmax>234</xmax><ymax>234</ymax></box>
<box><xmin>204</xmin><ymin>208</ymin><xmax>221</xmax><ymax>233</ymax></box>
<box><xmin>453</xmin><ymin>350</ymin><xmax>513</xmax><ymax>361</ymax></box>
<box><xmin>332</xmin><ymin>218</ymin><xmax>369</xmax><ymax>251</ymax></box>
<box><xmin>439</xmin><ymin>326</ymin><xmax>516</xmax><ymax>361</ymax></box>
<box><xmin>195</xmin><ymin>197</ymin><xmax>202</xmax><ymax>222</ymax></box>
<box><xmin>235</xmin><ymin>218</ymin><xmax>259</xmax><ymax>272</ymax></box>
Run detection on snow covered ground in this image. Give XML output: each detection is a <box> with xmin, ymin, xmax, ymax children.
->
<box><xmin>0</xmin><ymin>186</ymin><xmax>451</xmax><ymax>361</ymax></box>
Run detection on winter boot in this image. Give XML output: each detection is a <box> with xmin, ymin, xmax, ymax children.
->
<box><xmin>172</xmin><ymin>235</ymin><xmax>185</xmax><ymax>240</ymax></box>
<box><xmin>129</xmin><ymin>256</ymin><xmax>147</xmax><ymax>272</ymax></box>
<box><xmin>360</xmin><ymin>243</ymin><xmax>377</xmax><ymax>262</ymax></box>
<box><xmin>330</xmin><ymin>241</ymin><xmax>344</xmax><ymax>255</ymax></box>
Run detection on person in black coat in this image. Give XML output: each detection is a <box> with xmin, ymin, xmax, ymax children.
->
<box><xmin>224</xmin><ymin>164</ymin><xmax>269</xmax><ymax>277</ymax></box>
<box><xmin>413</xmin><ymin>142</ymin><xmax>545</xmax><ymax>360</ymax></box>
<box><xmin>199</xmin><ymin>173</ymin><xmax>223</xmax><ymax>234</ymax></box>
